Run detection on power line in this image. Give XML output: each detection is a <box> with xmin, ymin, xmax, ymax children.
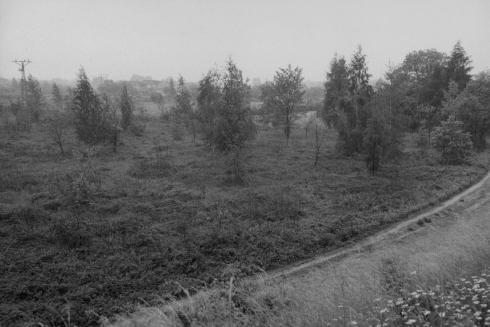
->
<box><xmin>12</xmin><ymin>59</ymin><xmax>31</xmax><ymax>107</ymax></box>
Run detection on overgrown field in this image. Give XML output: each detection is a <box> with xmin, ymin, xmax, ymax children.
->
<box><xmin>0</xmin><ymin>118</ymin><xmax>488</xmax><ymax>326</ymax></box>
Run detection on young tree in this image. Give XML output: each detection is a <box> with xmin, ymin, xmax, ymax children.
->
<box><xmin>444</xmin><ymin>90</ymin><xmax>489</xmax><ymax>151</ymax></box>
<box><xmin>362</xmin><ymin>97</ymin><xmax>401</xmax><ymax>174</ymax></box>
<box><xmin>348</xmin><ymin>46</ymin><xmax>373</xmax><ymax>127</ymax></box>
<box><xmin>174</xmin><ymin>76</ymin><xmax>197</xmax><ymax>142</ymax></box>
<box><xmin>25</xmin><ymin>75</ymin><xmax>44</xmax><ymax>122</ymax></box>
<box><xmin>217</xmin><ymin>59</ymin><xmax>254</xmax><ymax>152</ymax></box>
<box><xmin>197</xmin><ymin>60</ymin><xmax>255</xmax><ymax>183</ymax></box>
<box><xmin>119</xmin><ymin>84</ymin><xmax>133</xmax><ymax>130</ymax></box>
<box><xmin>323</xmin><ymin>47</ymin><xmax>373</xmax><ymax>154</ymax></box>
<box><xmin>197</xmin><ymin>69</ymin><xmax>222</xmax><ymax>140</ymax></box>
<box><xmin>44</xmin><ymin>111</ymin><xmax>69</xmax><ymax>155</ymax></box>
<box><xmin>447</xmin><ymin>41</ymin><xmax>472</xmax><ymax>91</ymax></box>
<box><xmin>432</xmin><ymin>115</ymin><xmax>472</xmax><ymax>164</ymax></box>
<box><xmin>267</xmin><ymin>65</ymin><xmax>304</xmax><ymax>144</ymax></box>
<box><xmin>322</xmin><ymin>55</ymin><xmax>350</xmax><ymax>127</ymax></box>
<box><xmin>52</xmin><ymin>83</ymin><xmax>63</xmax><ymax>111</ymax></box>
<box><xmin>71</xmin><ymin>68</ymin><xmax>109</xmax><ymax>145</ymax></box>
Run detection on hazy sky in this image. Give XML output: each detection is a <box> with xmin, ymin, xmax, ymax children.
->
<box><xmin>1</xmin><ymin>0</ymin><xmax>489</xmax><ymax>82</ymax></box>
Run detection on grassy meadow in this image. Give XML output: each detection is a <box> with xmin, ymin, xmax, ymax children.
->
<box><xmin>0</xmin><ymin>115</ymin><xmax>488</xmax><ymax>326</ymax></box>
<box><xmin>112</xmin><ymin>167</ymin><xmax>490</xmax><ymax>327</ymax></box>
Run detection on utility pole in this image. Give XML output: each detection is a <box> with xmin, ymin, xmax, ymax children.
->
<box><xmin>12</xmin><ymin>59</ymin><xmax>31</xmax><ymax>108</ymax></box>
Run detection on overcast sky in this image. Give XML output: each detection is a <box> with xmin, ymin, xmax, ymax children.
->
<box><xmin>1</xmin><ymin>0</ymin><xmax>489</xmax><ymax>82</ymax></box>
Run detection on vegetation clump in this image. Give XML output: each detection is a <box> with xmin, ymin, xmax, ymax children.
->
<box><xmin>432</xmin><ymin>115</ymin><xmax>472</xmax><ymax>164</ymax></box>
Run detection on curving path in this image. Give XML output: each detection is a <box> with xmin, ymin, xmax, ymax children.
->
<box><xmin>268</xmin><ymin>171</ymin><xmax>490</xmax><ymax>279</ymax></box>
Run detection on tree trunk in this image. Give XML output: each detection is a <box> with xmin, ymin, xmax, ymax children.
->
<box><xmin>314</xmin><ymin>124</ymin><xmax>320</xmax><ymax>166</ymax></box>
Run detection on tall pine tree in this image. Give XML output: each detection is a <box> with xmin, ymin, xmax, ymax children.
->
<box><xmin>447</xmin><ymin>41</ymin><xmax>472</xmax><ymax>91</ymax></box>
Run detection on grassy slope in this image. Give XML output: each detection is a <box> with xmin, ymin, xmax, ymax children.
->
<box><xmin>0</xmin><ymin>118</ymin><xmax>488</xmax><ymax>326</ymax></box>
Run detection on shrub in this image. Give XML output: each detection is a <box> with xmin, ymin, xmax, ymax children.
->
<box><xmin>43</xmin><ymin>110</ymin><xmax>70</xmax><ymax>155</ymax></box>
<box><xmin>197</xmin><ymin>60</ymin><xmax>255</xmax><ymax>153</ymax></box>
<box><xmin>53</xmin><ymin>155</ymin><xmax>102</xmax><ymax>207</ymax></box>
<box><xmin>432</xmin><ymin>115</ymin><xmax>472</xmax><ymax>164</ymax></box>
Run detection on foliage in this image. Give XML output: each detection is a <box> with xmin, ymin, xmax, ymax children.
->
<box><xmin>197</xmin><ymin>60</ymin><xmax>255</xmax><ymax>153</ymax></box>
<box><xmin>363</xmin><ymin>115</ymin><xmax>388</xmax><ymax>173</ymax></box>
<box><xmin>431</xmin><ymin>115</ymin><xmax>472</xmax><ymax>164</ymax></box>
<box><xmin>197</xmin><ymin>69</ymin><xmax>222</xmax><ymax>138</ymax></box>
<box><xmin>447</xmin><ymin>41</ymin><xmax>473</xmax><ymax>91</ymax></box>
<box><xmin>322</xmin><ymin>46</ymin><xmax>373</xmax><ymax>155</ymax></box>
<box><xmin>417</xmin><ymin>104</ymin><xmax>440</xmax><ymax>139</ymax></box>
<box><xmin>25</xmin><ymin>74</ymin><xmax>44</xmax><ymax>122</ymax></box>
<box><xmin>174</xmin><ymin>76</ymin><xmax>197</xmax><ymax>142</ymax></box>
<box><xmin>322</xmin><ymin>55</ymin><xmax>350</xmax><ymax>127</ymax></box>
<box><xmin>261</xmin><ymin>65</ymin><xmax>305</xmax><ymax>143</ymax></box>
<box><xmin>71</xmin><ymin>68</ymin><xmax>111</xmax><ymax>145</ymax></box>
<box><xmin>43</xmin><ymin>110</ymin><xmax>70</xmax><ymax>154</ymax></box>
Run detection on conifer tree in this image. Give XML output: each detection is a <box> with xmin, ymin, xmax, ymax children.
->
<box><xmin>447</xmin><ymin>41</ymin><xmax>472</xmax><ymax>91</ymax></box>
<box><xmin>71</xmin><ymin>68</ymin><xmax>108</xmax><ymax>144</ymax></box>
<box><xmin>174</xmin><ymin>76</ymin><xmax>197</xmax><ymax>142</ymax></box>
<box><xmin>25</xmin><ymin>75</ymin><xmax>44</xmax><ymax>122</ymax></box>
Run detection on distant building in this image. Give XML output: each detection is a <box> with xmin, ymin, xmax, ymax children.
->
<box><xmin>130</xmin><ymin>74</ymin><xmax>153</xmax><ymax>82</ymax></box>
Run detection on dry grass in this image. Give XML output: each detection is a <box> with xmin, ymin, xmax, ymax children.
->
<box><xmin>110</xmin><ymin>176</ymin><xmax>490</xmax><ymax>327</ymax></box>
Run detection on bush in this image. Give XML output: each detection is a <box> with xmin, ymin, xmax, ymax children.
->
<box><xmin>432</xmin><ymin>115</ymin><xmax>472</xmax><ymax>164</ymax></box>
<box><xmin>43</xmin><ymin>110</ymin><xmax>71</xmax><ymax>154</ymax></box>
<box><xmin>53</xmin><ymin>155</ymin><xmax>102</xmax><ymax>207</ymax></box>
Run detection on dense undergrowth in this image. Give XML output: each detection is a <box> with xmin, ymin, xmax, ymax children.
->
<box><xmin>0</xmin><ymin>121</ymin><xmax>488</xmax><ymax>326</ymax></box>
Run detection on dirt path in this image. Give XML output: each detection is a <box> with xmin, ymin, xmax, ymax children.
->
<box><xmin>269</xmin><ymin>171</ymin><xmax>490</xmax><ymax>280</ymax></box>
